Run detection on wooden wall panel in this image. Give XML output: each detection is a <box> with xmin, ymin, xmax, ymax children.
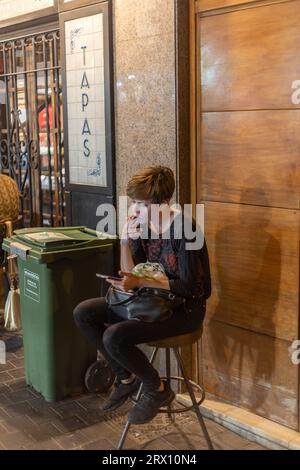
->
<box><xmin>202</xmin><ymin>320</ymin><xmax>299</xmax><ymax>429</ymax></box>
<box><xmin>196</xmin><ymin>0</ymin><xmax>267</xmax><ymax>12</ymax></box>
<box><xmin>204</xmin><ymin>201</ymin><xmax>299</xmax><ymax>341</ymax></box>
<box><xmin>200</xmin><ymin>110</ymin><xmax>300</xmax><ymax>209</ymax></box>
<box><xmin>200</xmin><ymin>0</ymin><xmax>300</xmax><ymax>111</ymax></box>
<box><xmin>195</xmin><ymin>0</ymin><xmax>300</xmax><ymax>430</ymax></box>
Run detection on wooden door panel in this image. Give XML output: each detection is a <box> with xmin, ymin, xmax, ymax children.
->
<box><xmin>202</xmin><ymin>320</ymin><xmax>299</xmax><ymax>429</ymax></box>
<box><xmin>204</xmin><ymin>201</ymin><xmax>299</xmax><ymax>341</ymax></box>
<box><xmin>195</xmin><ymin>0</ymin><xmax>300</xmax><ymax>430</ymax></box>
<box><xmin>199</xmin><ymin>110</ymin><xmax>300</xmax><ymax>209</ymax></box>
<box><xmin>200</xmin><ymin>0</ymin><xmax>300</xmax><ymax>111</ymax></box>
<box><xmin>196</xmin><ymin>0</ymin><xmax>261</xmax><ymax>12</ymax></box>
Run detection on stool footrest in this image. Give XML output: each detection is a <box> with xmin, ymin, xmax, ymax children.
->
<box><xmin>130</xmin><ymin>375</ymin><xmax>205</xmax><ymax>414</ymax></box>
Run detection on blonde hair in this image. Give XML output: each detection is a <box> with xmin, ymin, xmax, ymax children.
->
<box><xmin>126</xmin><ymin>166</ymin><xmax>175</xmax><ymax>204</ymax></box>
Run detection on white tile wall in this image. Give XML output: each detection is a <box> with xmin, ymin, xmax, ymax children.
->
<box><xmin>0</xmin><ymin>0</ymin><xmax>53</xmax><ymax>22</ymax></box>
<box><xmin>65</xmin><ymin>13</ymin><xmax>107</xmax><ymax>187</ymax></box>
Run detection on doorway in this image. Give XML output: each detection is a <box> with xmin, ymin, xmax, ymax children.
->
<box><xmin>0</xmin><ymin>27</ymin><xmax>65</xmax><ymax>227</ymax></box>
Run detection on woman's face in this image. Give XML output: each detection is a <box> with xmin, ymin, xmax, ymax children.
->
<box><xmin>130</xmin><ymin>200</ymin><xmax>151</xmax><ymax>225</ymax></box>
<box><xmin>130</xmin><ymin>199</ymin><xmax>171</xmax><ymax>226</ymax></box>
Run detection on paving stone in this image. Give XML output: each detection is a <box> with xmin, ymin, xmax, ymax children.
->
<box><xmin>8</xmin><ymin>358</ymin><xmax>24</xmax><ymax>368</ymax></box>
<box><xmin>7</xmin><ymin>368</ymin><xmax>25</xmax><ymax>380</ymax></box>
<box><xmin>79</xmin><ymin>420</ymin><xmax>136</xmax><ymax>449</ymax></box>
<box><xmin>26</xmin><ymin>399</ymin><xmax>61</xmax><ymax>424</ymax></box>
<box><xmin>211</xmin><ymin>429</ymin><xmax>253</xmax><ymax>450</ymax></box>
<box><xmin>50</xmin><ymin>401</ymin><xmax>86</xmax><ymax>419</ymax></box>
<box><xmin>161</xmin><ymin>429</ymin><xmax>208</xmax><ymax>450</ymax></box>
<box><xmin>5</xmin><ymin>387</ymin><xmax>36</xmax><ymax>403</ymax></box>
<box><xmin>0</xmin><ymin>407</ymin><xmax>10</xmax><ymax>421</ymax></box>
<box><xmin>0</xmin><ymin>372</ymin><xmax>11</xmax><ymax>383</ymax></box>
<box><xmin>75</xmin><ymin>394</ymin><xmax>106</xmax><ymax>411</ymax></box>
<box><xmin>137</xmin><ymin>437</ymin><xmax>177</xmax><ymax>451</ymax></box>
<box><xmin>24</xmin><ymin>422</ymin><xmax>62</xmax><ymax>443</ymax></box>
<box><xmin>26</xmin><ymin>387</ymin><xmax>42</xmax><ymax>399</ymax></box>
<box><xmin>0</xmin><ymin>419</ymin><xmax>18</xmax><ymax>434</ymax></box>
<box><xmin>2</xmin><ymin>400</ymin><xmax>35</xmax><ymax>419</ymax></box>
<box><xmin>79</xmin><ymin>421</ymin><xmax>118</xmax><ymax>442</ymax></box>
<box><xmin>74</xmin><ymin>408</ymin><xmax>106</xmax><ymax>426</ymax></box>
<box><xmin>13</xmin><ymin>350</ymin><xmax>24</xmax><ymax>358</ymax></box>
<box><xmin>0</xmin><ymin>394</ymin><xmax>11</xmax><ymax>407</ymax></box>
<box><xmin>0</xmin><ymin>414</ymin><xmax>37</xmax><ymax>434</ymax></box>
<box><xmin>53</xmin><ymin>430</ymin><xmax>90</xmax><ymax>450</ymax></box>
<box><xmin>0</xmin><ymin>430</ymin><xmax>34</xmax><ymax>450</ymax></box>
<box><xmin>24</xmin><ymin>438</ymin><xmax>63</xmax><ymax>451</ymax></box>
<box><xmin>0</xmin><ymin>384</ymin><xmax>11</xmax><ymax>395</ymax></box>
<box><xmin>81</xmin><ymin>438</ymin><xmax>115</xmax><ymax>450</ymax></box>
<box><xmin>53</xmin><ymin>415</ymin><xmax>88</xmax><ymax>433</ymax></box>
<box><xmin>7</xmin><ymin>379</ymin><xmax>29</xmax><ymax>392</ymax></box>
<box><xmin>201</xmin><ymin>417</ymin><xmax>230</xmax><ymax>437</ymax></box>
<box><xmin>0</xmin><ymin>361</ymin><xmax>16</xmax><ymax>372</ymax></box>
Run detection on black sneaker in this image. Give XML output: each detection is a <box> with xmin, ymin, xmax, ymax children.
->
<box><xmin>101</xmin><ymin>377</ymin><xmax>141</xmax><ymax>412</ymax></box>
<box><xmin>128</xmin><ymin>381</ymin><xmax>175</xmax><ymax>425</ymax></box>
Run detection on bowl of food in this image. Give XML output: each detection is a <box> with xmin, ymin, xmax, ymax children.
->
<box><xmin>131</xmin><ymin>262</ymin><xmax>166</xmax><ymax>280</ymax></box>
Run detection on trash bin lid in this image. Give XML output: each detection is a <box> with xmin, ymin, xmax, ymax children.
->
<box><xmin>1</xmin><ymin>226</ymin><xmax>117</xmax><ymax>263</ymax></box>
<box><xmin>16</xmin><ymin>228</ymin><xmax>95</xmax><ymax>248</ymax></box>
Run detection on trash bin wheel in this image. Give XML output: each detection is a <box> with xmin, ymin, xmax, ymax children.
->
<box><xmin>85</xmin><ymin>359</ymin><xmax>115</xmax><ymax>393</ymax></box>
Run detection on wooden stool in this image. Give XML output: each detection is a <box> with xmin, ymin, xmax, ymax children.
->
<box><xmin>117</xmin><ymin>326</ymin><xmax>214</xmax><ymax>450</ymax></box>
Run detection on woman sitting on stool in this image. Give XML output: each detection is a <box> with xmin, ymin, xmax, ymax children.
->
<box><xmin>73</xmin><ymin>165</ymin><xmax>211</xmax><ymax>425</ymax></box>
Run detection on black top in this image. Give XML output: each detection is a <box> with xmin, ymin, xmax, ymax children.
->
<box><xmin>130</xmin><ymin>214</ymin><xmax>211</xmax><ymax>300</ymax></box>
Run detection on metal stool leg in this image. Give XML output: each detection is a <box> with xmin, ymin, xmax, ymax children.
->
<box><xmin>173</xmin><ymin>348</ymin><xmax>214</xmax><ymax>450</ymax></box>
<box><xmin>117</xmin><ymin>347</ymin><xmax>159</xmax><ymax>450</ymax></box>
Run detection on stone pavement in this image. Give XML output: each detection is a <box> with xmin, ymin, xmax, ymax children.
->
<box><xmin>0</xmin><ymin>330</ymin><xmax>266</xmax><ymax>450</ymax></box>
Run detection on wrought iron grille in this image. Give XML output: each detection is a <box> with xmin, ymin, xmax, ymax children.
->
<box><xmin>0</xmin><ymin>29</ymin><xmax>65</xmax><ymax>227</ymax></box>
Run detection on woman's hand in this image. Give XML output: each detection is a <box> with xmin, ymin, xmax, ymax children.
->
<box><xmin>106</xmin><ymin>271</ymin><xmax>141</xmax><ymax>291</ymax></box>
<box><xmin>106</xmin><ymin>270</ymin><xmax>170</xmax><ymax>292</ymax></box>
<box><xmin>121</xmin><ymin>216</ymin><xmax>143</xmax><ymax>242</ymax></box>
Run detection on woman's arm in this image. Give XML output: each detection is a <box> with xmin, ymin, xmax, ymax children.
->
<box><xmin>137</xmin><ymin>276</ymin><xmax>170</xmax><ymax>290</ymax></box>
<box><xmin>120</xmin><ymin>216</ymin><xmax>147</xmax><ymax>272</ymax></box>
<box><xmin>120</xmin><ymin>240</ymin><xmax>135</xmax><ymax>272</ymax></box>
<box><xmin>168</xmin><ymin>236</ymin><xmax>203</xmax><ymax>298</ymax></box>
<box><xmin>116</xmin><ymin>271</ymin><xmax>170</xmax><ymax>291</ymax></box>
<box><xmin>107</xmin><ymin>271</ymin><xmax>170</xmax><ymax>291</ymax></box>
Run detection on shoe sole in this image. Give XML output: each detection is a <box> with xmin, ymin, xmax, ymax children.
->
<box><xmin>159</xmin><ymin>390</ymin><xmax>175</xmax><ymax>409</ymax></box>
<box><xmin>101</xmin><ymin>394</ymin><xmax>129</xmax><ymax>413</ymax></box>
<box><xmin>101</xmin><ymin>384</ymin><xmax>141</xmax><ymax>413</ymax></box>
<box><xmin>128</xmin><ymin>390</ymin><xmax>175</xmax><ymax>424</ymax></box>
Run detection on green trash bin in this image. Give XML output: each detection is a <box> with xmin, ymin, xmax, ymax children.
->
<box><xmin>2</xmin><ymin>226</ymin><xmax>117</xmax><ymax>402</ymax></box>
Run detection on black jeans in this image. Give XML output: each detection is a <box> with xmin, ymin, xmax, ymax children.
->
<box><xmin>73</xmin><ymin>297</ymin><xmax>206</xmax><ymax>392</ymax></box>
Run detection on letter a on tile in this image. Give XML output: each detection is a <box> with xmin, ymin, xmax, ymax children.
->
<box><xmin>82</xmin><ymin>118</ymin><xmax>91</xmax><ymax>135</ymax></box>
<box><xmin>81</xmin><ymin>71</ymin><xmax>90</xmax><ymax>89</ymax></box>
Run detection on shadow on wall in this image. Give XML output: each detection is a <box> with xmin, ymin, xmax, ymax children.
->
<box><xmin>206</xmin><ymin>182</ymin><xmax>281</xmax><ymax>415</ymax></box>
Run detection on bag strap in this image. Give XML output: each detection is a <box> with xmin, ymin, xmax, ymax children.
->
<box><xmin>105</xmin><ymin>286</ymin><xmax>138</xmax><ymax>307</ymax></box>
<box><xmin>106</xmin><ymin>285</ymin><xmax>184</xmax><ymax>306</ymax></box>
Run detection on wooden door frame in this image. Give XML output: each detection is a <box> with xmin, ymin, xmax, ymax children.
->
<box><xmin>190</xmin><ymin>0</ymin><xmax>197</xmax><ymax>211</ymax></box>
<box><xmin>189</xmin><ymin>0</ymin><xmax>202</xmax><ymax>386</ymax></box>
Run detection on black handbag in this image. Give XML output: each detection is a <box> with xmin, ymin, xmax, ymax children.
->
<box><xmin>105</xmin><ymin>285</ymin><xmax>186</xmax><ymax>323</ymax></box>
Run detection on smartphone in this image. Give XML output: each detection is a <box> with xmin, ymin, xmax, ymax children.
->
<box><xmin>96</xmin><ymin>273</ymin><xmax>123</xmax><ymax>281</ymax></box>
